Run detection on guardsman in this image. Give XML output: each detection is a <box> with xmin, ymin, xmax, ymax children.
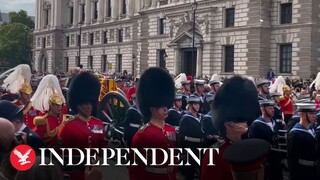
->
<box><xmin>287</xmin><ymin>103</ymin><xmax>318</xmax><ymax>180</ymax></box>
<box><xmin>223</xmin><ymin>139</ymin><xmax>271</xmax><ymax>180</ymax></box>
<box><xmin>123</xmin><ymin>93</ymin><xmax>143</xmax><ymax>148</ymax></box>
<box><xmin>166</xmin><ymin>94</ymin><xmax>183</xmax><ymax>130</ymax></box>
<box><xmin>129</xmin><ymin>67</ymin><xmax>177</xmax><ymax>180</ymax></box>
<box><xmin>201</xmin><ymin>94</ymin><xmax>220</xmax><ymax>147</ymax></box>
<box><xmin>192</xmin><ymin>79</ymin><xmax>206</xmax><ymax>113</ymax></box>
<box><xmin>249</xmin><ymin>100</ymin><xmax>283</xmax><ymax>180</ymax></box>
<box><xmin>58</xmin><ymin>72</ymin><xmax>107</xmax><ymax>180</ymax></box>
<box><xmin>201</xmin><ymin>76</ymin><xmax>260</xmax><ymax>180</ymax></box>
<box><xmin>256</xmin><ymin>79</ymin><xmax>270</xmax><ymax>100</ymax></box>
<box><xmin>31</xmin><ymin>74</ymin><xmax>67</xmax><ymax>149</ymax></box>
<box><xmin>1</xmin><ymin>64</ymin><xmax>40</xmax><ymax>129</ymax></box>
<box><xmin>179</xmin><ymin>95</ymin><xmax>206</xmax><ymax>180</ymax></box>
<box><xmin>279</xmin><ymin>85</ymin><xmax>294</xmax><ymax>124</ymax></box>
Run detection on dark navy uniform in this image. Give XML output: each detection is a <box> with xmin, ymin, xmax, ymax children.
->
<box><xmin>166</xmin><ymin>108</ymin><xmax>181</xmax><ymax>129</ymax></box>
<box><xmin>202</xmin><ymin>93</ymin><xmax>213</xmax><ymax>114</ymax></box>
<box><xmin>249</xmin><ymin>117</ymin><xmax>283</xmax><ymax>180</ymax></box>
<box><xmin>181</xmin><ymin>93</ymin><xmax>189</xmax><ymax>111</ymax></box>
<box><xmin>287</xmin><ymin>103</ymin><xmax>318</xmax><ymax>180</ymax></box>
<box><xmin>124</xmin><ymin>105</ymin><xmax>143</xmax><ymax>147</ymax></box>
<box><xmin>192</xmin><ymin>79</ymin><xmax>206</xmax><ymax>114</ymax></box>
<box><xmin>201</xmin><ymin>111</ymin><xmax>219</xmax><ymax>147</ymax></box>
<box><xmin>288</xmin><ymin>123</ymin><xmax>318</xmax><ymax>180</ymax></box>
<box><xmin>287</xmin><ymin>113</ymin><xmax>299</xmax><ymax>132</ymax></box>
<box><xmin>179</xmin><ymin>95</ymin><xmax>206</xmax><ymax>180</ymax></box>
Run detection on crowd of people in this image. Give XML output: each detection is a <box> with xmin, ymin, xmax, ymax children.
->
<box><xmin>0</xmin><ymin>63</ymin><xmax>320</xmax><ymax>180</ymax></box>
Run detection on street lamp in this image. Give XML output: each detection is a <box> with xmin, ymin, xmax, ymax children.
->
<box><xmin>132</xmin><ymin>54</ymin><xmax>136</xmax><ymax>77</ymax></box>
<box><xmin>191</xmin><ymin>0</ymin><xmax>198</xmax><ymax>76</ymax></box>
<box><xmin>163</xmin><ymin>51</ymin><xmax>168</xmax><ymax>71</ymax></box>
<box><xmin>78</xmin><ymin>21</ymin><xmax>83</xmax><ymax>66</ymax></box>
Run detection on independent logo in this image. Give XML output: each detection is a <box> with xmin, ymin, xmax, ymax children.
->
<box><xmin>10</xmin><ymin>145</ymin><xmax>36</xmax><ymax>171</ymax></box>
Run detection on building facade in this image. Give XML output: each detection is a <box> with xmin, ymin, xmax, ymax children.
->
<box><xmin>33</xmin><ymin>0</ymin><xmax>320</xmax><ymax>79</ymax></box>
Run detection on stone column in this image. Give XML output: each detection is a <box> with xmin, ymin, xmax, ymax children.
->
<box><xmin>174</xmin><ymin>48</ymin><xmax>180</xmax><ymax>74</ymax></box>
<box><xmin>143</xmin><ymin>0</ymin><xmax>151</xmax><ymax>9</ymax></box>
<box><xmin>134</xmin><ymin>0</ymin><xmax>140</xmax><ymax>14</ymax></box>
<box><xmin>151</xmin><ymin>0</ymin><xmax>157</xmax><ymax>7</ymax></box>
<box><xmin>111</xmin><ymin>0</ymin><xmax>119</xmax><ymax>20</ymax></box>
<box><xmin>73</xmin><ymin>0</ymin><xmax>79</xmax><ymax>26</ymax></box>
<box><xmin>196</xmin><ymin>47</ymin><xmax>203</xmax><ymax>77</ymax></box>
<box><xmin>54</xmin><ymin>0</ymin><xmax>62</xmax><ymax>28</ymax></box>
<box><xmin>50</xmin><ymin>6</ymin><xmax>54</xmax><ymax>28</ymax></box>
<box><xmin>85</xmin><ymin>0</ymin><xmax>91</xmax><ymax>24</ymax></box>
<box><xmin>35</xmin><ymin>0</ymin><xmax>39</xmax><ymax>30</ymax></box>
<box><xmin>118</xmin><ymin>0</ymin><xmax>123</xmax><ymax>16</ymax></box>
<box><xmin>128</xmin><ymin>0</ymin><xmax>134</xmax><ymax>17</ymax></box>
<box><xmin>98</xmin><ymin>0</ymin><xmax>105</xmax><ymax>22</ymax></box>
<box><xmin>91</xmin><ymin>1</ymin><xmax>95</xmax><ymax>20</ymax></box>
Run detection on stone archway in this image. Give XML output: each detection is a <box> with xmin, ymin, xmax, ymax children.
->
<box><xmin>168</xmin><ymin>22</ymin><xmax>203</xmax><ymax>76</ymax></box>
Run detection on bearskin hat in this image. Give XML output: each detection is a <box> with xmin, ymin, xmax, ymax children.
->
<box><xmin>137</xmin><ymin>67</ymin><xmax>175</xmax><ymax>118</ymax></box>
<box><xmin>68</xmin><ymin>71</ymin><xmax>101</xmax><ymax>113</ymax></box>
<box><xmin>212</xmin><ymin>75</ymin><xmax>260</xmax><ymax>137</ymax></box>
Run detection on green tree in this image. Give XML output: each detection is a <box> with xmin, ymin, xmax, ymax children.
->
<box><xmin>0</xmin><ymin>10</ymin><xmax>34</xmax><ymax>70</ymax></box>
<box><xmin>0</xmin><ymin>23</ymin><xmax>33</xmax><ymax>67</ymax></box>
<box><xmin>9</xmin><ymin>10</ymin><xmax>34</xmax><ymax>29</ymax></box>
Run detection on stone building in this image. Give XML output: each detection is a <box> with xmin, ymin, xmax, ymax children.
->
<box><xmin>33</xmin><ymin>0</ymin><xmax>320</xmax><ymax>78</ymax></box>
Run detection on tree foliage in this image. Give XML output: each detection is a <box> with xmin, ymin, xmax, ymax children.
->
<box><xmin>0</xmin><ymin>10</ymin><xmax>34</xmax><ymax>69</ymax></box>
<box><xmin>9</xmin><ymin>10</ymin><xmax>34</xmax><ymax>29</ymax></box>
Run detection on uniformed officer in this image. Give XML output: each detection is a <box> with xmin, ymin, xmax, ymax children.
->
<box><xmin>257</xmin><ymin>79</ymin><xmax>270</xmax><ymax>100</ymax></box>
<box><xmin>201</xmin><ymin>76</ymin><xmax>260</xmax><ymax>180</ymax></box>
<box><xmin>287</xmin><ymin>98</ymin><xmax>310</xmax><ymax>132</ymax></box>
<box><xmin>31</xmin><ymin>74</ymin><xmax>67</xmax><ymax>149</ymax></box>
<box><xmin>287</xmin><ymin>102</ymin><xmax>318</xmax><ymax>180</ymax></box>
<box><xmin>192</xmin><ymin>79</ymin><xmax>206</xmax><ymax>113</ymax></box>
<box><xmin>58</xmin><ymin>72</ymin><xmax>107</xmax><ymax>180</ymax></box>
<box><xmin>179</xmin><ymin>95</ymin><xmax>206</xmax><ymax>180</ymax></box>
<box><xmin>166</xmin><ymin>94</ymin><xmax>183</xmax><ymax>130</ymax></box>
<box><xmin>129</xmin><ymin>67</ymin><xmax>177</xmax><ymax>180</ymax></box>
<box><xmin>201</xmin><ymin>94</ymin><xmax>220</xmax><ymax>147</ymax></box>
<box><xmin>1</xmin><ymin>64</ymin><xmax>40</xmax><ymax>129</ymax></box>
<box><xmin>123</xmin><ymin>93</ymin><xmax>143</xmax><ymax>148</ymax></box>
<box><xmin>223</xmin><ymin>139</ymin><xmax>271</xmax><ymax>180</ymax></box>
<box><xmin>180</xmin><ymin>80</ymin><xmax>191</xmax><ymax>110</ymax></box>
<box><xmin>279</xmin><ymin>85</ymin><xmax>294</xmax><ymax>124</ymax></box>
<box><xmin>249</xmin><ymin>99</ymin><xmax>283</xmax><ymax>180</ymax></box>
<box><xmin>202</xmin><ymin>80</ymin><xmax>220</xmax><ymax>114</ymax></box>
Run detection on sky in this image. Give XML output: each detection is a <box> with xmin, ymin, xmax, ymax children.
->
<box><xmin>0</xmin><ymin>0</ymin><xmax>35</xmax><ymax>16</ymax></box>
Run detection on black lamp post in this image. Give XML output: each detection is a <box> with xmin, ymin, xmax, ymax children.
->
<box><xmin>163</xmin><ymin>51</ymin><xmax>168</xmax><ymax>71</ymax></box>
<box><xmin>132</xmin><ymin>54</ymin><xmax>136</xmax><ymax>77</ymax></box>
<box><xmin>191</xmin><ymin>0</ymin><xmax>198</xmax><ymax>75</ymax></box>
<box><xmin>78</xmin><ymin>21</ymin><xmax>83</xmax><ymax>65</ymax></box>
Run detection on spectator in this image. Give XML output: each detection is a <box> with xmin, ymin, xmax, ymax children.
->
<box><xmin>0</xmin><ymin>118</ymin><xmax>15</xmax><ymax>162</ymax></box>
<box><xmin>0</xmin><ymin>100</ymin><xmax>45</xmax><ymax>150</ymax></box>
<box><xmin>266</xmin><ymin>68</ymin><xmax>275</xmax><ymax>81</ymax></box>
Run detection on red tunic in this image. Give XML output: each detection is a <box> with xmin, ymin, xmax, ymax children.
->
<box><xmin>201</xmin><ymin>141</ymin><xmax>233</xmax><ymax>180</ymax></box>
<box><xmin>33</xmin><ymin>113</ymin><xmax>63</xmax><ymax>149</ymax></box>
<box><xmin>279</xmin><ymin>96</ymin><xmax>294</xmax><ymax>115</ymax></box>
<box><xmin>58</xmin><ymin>116</ymin><xmax>107</xmax><ymax>180</ymax></box>
<box><xmin>126</xmin><ymin>87</ymin><xmax>136</xmax><ymax>102</ymax></box>
<box><xmin>15</xmin><ymin>100</ymin><xmax>40</xmax><ymax>130</ymax></box>
<box><xmin>129</xmin><ymin>123</ymin><xmax>178</xmax><ymax>180</ymax></box>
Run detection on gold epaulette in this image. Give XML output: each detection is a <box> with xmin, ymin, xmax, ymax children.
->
<box><xmin>33</xmin><ymin>113</ymin><xmax>49</xmax><ymax>126</ymax></box>
<box><xmin>279</xmin><ymin>96</ymin><xmax>285</xmax><ymax>101</ymax></box>
<box><xmin>62</xmin><ymin>114</ymin><xmax>75</xmax><ymax>124</ymax></box>
<box><xmin>138</xmin><ymin>123</ymin><xmax>150</xmax><ymax>132</ymax></box>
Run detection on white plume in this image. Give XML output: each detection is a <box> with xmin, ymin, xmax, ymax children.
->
<box><xmin>269</xmin><ymin>76</ymin><xmax>285</xmax><ymax>94</ymax></box>
<box><xmin>310</xmin><ymin>72</ymin><xmax>320</xmax><ymax>90</ymax></box>
<box><xmin>1</xmin><ymin>64</ymin><xmax>31</xmax><ymax>94</ymax></box>
<box><xmin>174</xmin><ymin>73</ymin><xmax>187</xmax><ymax>89</ymax></box>
<box><xmin>31</xmin><ymin>74</ymin><xmax>66</xmax><ymax>112</ymax></box>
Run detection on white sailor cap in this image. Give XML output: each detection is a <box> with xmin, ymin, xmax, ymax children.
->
<box><xmin>187</xmin><ymin>95</ymin><xmax>201</xmax><ymax>103</ymax></box>
<box><xmin>259</xmin><ymin>100</ymin><xmax>275</xmax><ymax>107</ymax></box>
<box><xmin>206</xmin><ymin>94</ymin><xmax>215</xmax><ymax>103</ymax></box>
<box><xmin>209</xmin><ymin>80</ymin><xmax>220</xmax><ymax>85</ymax></box>
<box><xmin>175</xmin><ymin>94</ymin><xmax>183</xmax><ymax>101</ymax></box>
<box><xmin>194</xmin><ymin>79</ymin><xmax>205</xmax><ymax>85</ymax></box>
<box><xmin>256</xmin><ymin>79</ymin><xmax>270</xmax><ymax>87</ymax></box>
<box><xmin>181</xmin><ymin>80</ymin><xmax>190</xmax><ymax>85</ymax></box>
<box><xmin>296</xmin><ymin>103</ymin><xmax>317</xmax><ymax>112</ymax></box>
<box><xmin>269</xmin><ymin>92</ymin><xmax>281</xmax><ymax>97</ymax></box>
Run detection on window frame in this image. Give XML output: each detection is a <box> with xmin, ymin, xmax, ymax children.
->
<box><xmin>224</xmin><ymin>45</ymin><xmax>235</xmax><ymax>73</ymax></box>
<box><xmin>117</xmin><ymin>54</ymin><xmax>122</xmax><ymax>73</ymax></box>
<box><xmin>280</xmin><ymin>3</ymin><xmax>292</xmax><ymax>24</ymax></box>
<box><xmin>225</xmin><ymin>8</ymin><xmax>235</xmax><ymax>28</ymax></box>
<box><xmin>279</xmin><ymin>44</ymin><xmax>292</xmax><ymax>73</ymax></box>
<box><xmin>118</xmin><ymin>29</ymin><xmax>123</xmax><ymax>43</ymax></box>
<box><xmin>159</xmin><ymin>18</ymin><xmax>165</xmax><ymax>35</ymax></box>
<box><xmin>88</xmin><ymin>56</ymin><xmax>93</xmax><ymax>69</ymax></box>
